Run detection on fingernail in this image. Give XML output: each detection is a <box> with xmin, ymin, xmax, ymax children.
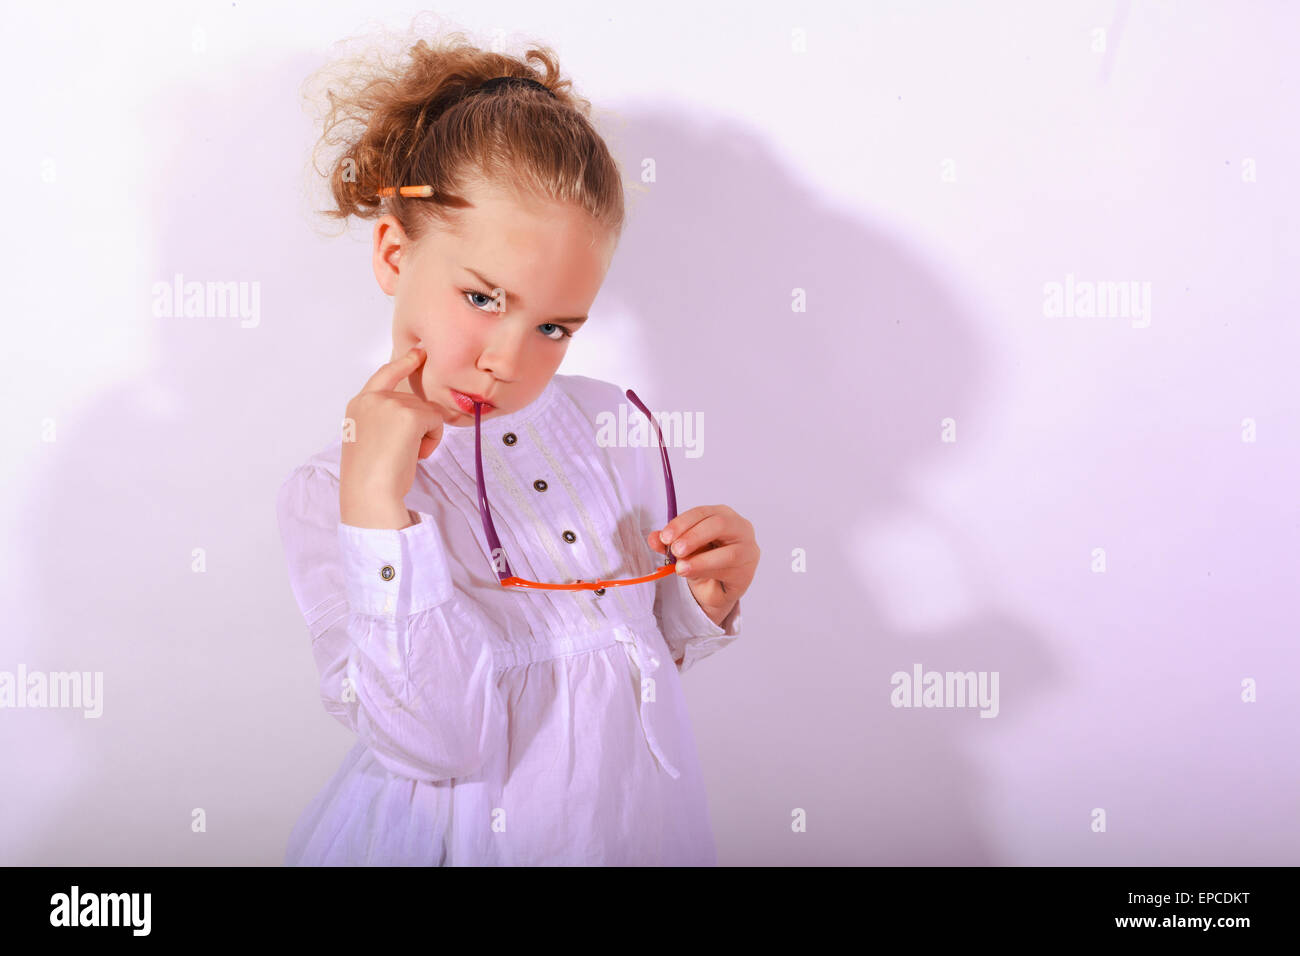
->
<box><xmin>676</xmin><ymin>561</ymin><xmax>691</xmax><ymax>575</ymax></box>
<box><xmin>660</xmin><ymin>530</ymin><xmax>673</xmax><ymax>545</ymax></box>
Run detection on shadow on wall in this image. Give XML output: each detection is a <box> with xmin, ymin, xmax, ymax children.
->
<box><xmin>7</xmin><ymin>50</ymin><xmax>1053</xmax><ymax>865</ymax></box>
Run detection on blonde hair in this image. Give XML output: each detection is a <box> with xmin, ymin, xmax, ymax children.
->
<box><xmin>303</xmin><ymin>19</ymin><xmax>626</xmax><ymax>244</ymax></box>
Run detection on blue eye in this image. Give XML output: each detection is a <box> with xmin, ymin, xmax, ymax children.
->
<box><xmin>463</xmin><ymin>289</ymin><xmax>573</xmax><ymax>341</ymax></box>
<box><xmin>538</xmin><ymin>322</ymin><xmax>573</xmax><ymax>341</ymax></box>
<box><xmin>464</xmin><ymin>290</ymin><xmax>501</xmax><ymax>312</ymax></box>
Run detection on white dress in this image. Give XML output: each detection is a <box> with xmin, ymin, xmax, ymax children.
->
<box><xmin>275</xmin><ymin>373</ymin><xmax>743</xmax><ymax>865</ymax></box>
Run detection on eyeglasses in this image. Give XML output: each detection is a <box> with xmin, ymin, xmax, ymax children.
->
<box><xmin>473</xmin><ymin>389</ymin><xmax>678</xmax><ymax>591</ymax></box>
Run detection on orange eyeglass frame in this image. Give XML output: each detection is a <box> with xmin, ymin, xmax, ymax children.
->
<box><xmin>473</xmin><ymin>389</ymin><xmax>678</xmax><ymax>591</ymax></box>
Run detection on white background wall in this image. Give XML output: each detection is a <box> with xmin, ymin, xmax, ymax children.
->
<box><xmin>2</xmin><ymin>0</ymin><xmax>1297</xmax><ymax>864</ymax></box>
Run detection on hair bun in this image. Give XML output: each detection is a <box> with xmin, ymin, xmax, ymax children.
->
<box><xmin>305</xmin><ymin>24</ymin><xmax>624</xmax><ymax>242</ymax></box>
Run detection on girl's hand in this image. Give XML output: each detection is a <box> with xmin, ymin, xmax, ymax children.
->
<box><xmin>340</xmin><ymin>347</ymin><xmax>447</xmax><ymax>529</ymax></box>
<box><xmin>646</xmin><ymin>505</ymin><xmax>759</xmax><ymax>627</ymax></box>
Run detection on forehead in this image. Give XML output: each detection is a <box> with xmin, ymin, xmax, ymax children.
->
<box><xmin>429</xmin><ymin>181</ymin><xmax>614</xmax><ymax>291</ymax></box>
<box><xmin>453</xmin><ymin>183</ymin><xmax>592</xmax><ymax>246</ymax></box>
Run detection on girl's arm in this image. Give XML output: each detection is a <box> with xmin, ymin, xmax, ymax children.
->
<box><xmin>276</xmin><ymin>463</ymin><xmax>507</xmax><ymax>783</ymax></box>
<box><xmin>617</xmin><ymin>394</ymin><xmax>743</xmax><ymax>673</ymax></box>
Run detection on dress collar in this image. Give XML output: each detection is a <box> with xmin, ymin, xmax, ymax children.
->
<box><xmin>433</xmin><ymin>376</ymin><xmax>563</xmax><ymax>458</ymax></box>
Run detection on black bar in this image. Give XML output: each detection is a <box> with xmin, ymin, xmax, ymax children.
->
<box><xmin>0</xmin><ymin>865</ymin><xmax>1287</xmax><ymax>941</ymax></box>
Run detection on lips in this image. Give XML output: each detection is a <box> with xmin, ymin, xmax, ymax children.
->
<box><xmin>450</xmin><ymin>388</ymin><xmax>495</xmax><ymax>413</ymax></box>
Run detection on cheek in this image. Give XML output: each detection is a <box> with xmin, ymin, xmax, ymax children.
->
<box><xmin>418</xmin><ymin>330</ymin><xmax>479</xmax><ymax>383</ymax></box>
<box><xmin>414</xmin><ymin>302</ymin><xmax>478</xmax><ymax>357</ymax></box>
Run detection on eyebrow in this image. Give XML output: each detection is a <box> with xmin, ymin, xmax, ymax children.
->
<box><xmin>464</xmin><ymin>268</ymin><xmax>589</xmax><ymax>325</ymax></box>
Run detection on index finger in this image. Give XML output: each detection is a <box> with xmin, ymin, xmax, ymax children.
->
<box><xmin>659</xmin><ymin>505</ymin><xmax>729</xmax><ymax>545</ymax></box>
<box><xmin>361</xmin><ymin>347</ymin><xmax>425</xmax><ymax>394</ymax></box>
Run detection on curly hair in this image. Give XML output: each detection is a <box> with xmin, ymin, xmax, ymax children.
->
<box><xmin>302</xmin><ymin>17</ymin><xmax>627</xmax><ymax>244</ymax></box>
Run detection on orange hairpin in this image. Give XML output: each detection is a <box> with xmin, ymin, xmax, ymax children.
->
<box><xmin>378</xmin><ymin>185</ymin><xmax>434</xmax><ymax>198</ymax></box>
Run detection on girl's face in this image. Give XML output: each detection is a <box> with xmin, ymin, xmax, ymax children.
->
<box><xmin>372</xmin><ymin>178</ymin><xmax>617</xmax><ymax>426</ymax></box>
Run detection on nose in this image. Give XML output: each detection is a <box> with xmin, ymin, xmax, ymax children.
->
<box><xmin>475</xmin><ymin>320</ymin><xmax>530</xmax><ymax>383</ymax></box>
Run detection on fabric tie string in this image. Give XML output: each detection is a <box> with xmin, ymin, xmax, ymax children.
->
<box><xmin>612</xmin><ymin>625</ymin><xmax>680</xmax><ymax>779</ymax></box>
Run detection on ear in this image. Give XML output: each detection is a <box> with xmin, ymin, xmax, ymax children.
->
<box><xmin>372</xmin><ymin>215</ymin><xmax>407</xmax><ymax>297</ymax></box>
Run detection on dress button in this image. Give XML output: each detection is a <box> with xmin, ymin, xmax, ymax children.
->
<box><xmin>562</xmin><ymin>530</ymin><xmax>577</xmax><ymax>543</ymax></box>
<box><xmin>533</xmin><ymin>479</ymin><xmax>548</xmax><ymax>492</ymax></box>
<box><xmin>594</xmin><ymin>587</ymin><xmax>606</xmax><ymax>596</ymax></box>
<box><xmin>380</xmin><ymin>565</ymin><xmax>395</xmax><ymax>581</ymax></box>
<box><xmin>502</xmin><ymin>432</ymin><xmax>517</xmax><ymax>446</ymax></box>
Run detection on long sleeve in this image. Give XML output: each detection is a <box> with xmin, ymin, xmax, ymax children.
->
<box><xmin>275</xmin><ymin>464</ymin><xmax>508</xmax><ymax>783</ymax></box>
<box><xmin>653</xmin><ymin>561</ymin><xmax>743</xmax><ymax>674</ymax></box>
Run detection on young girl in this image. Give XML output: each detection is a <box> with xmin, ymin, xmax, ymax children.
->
<box><xmin>277</xmin><ymin>29</ymin><xmax>759</xmax><ymax>866</ymax></box>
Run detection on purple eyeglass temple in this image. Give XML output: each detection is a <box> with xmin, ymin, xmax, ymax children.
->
<box><xmin>473</xmin><ymin>388</ymin><xmax>678</xmax><ymax>584</ymax></box>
